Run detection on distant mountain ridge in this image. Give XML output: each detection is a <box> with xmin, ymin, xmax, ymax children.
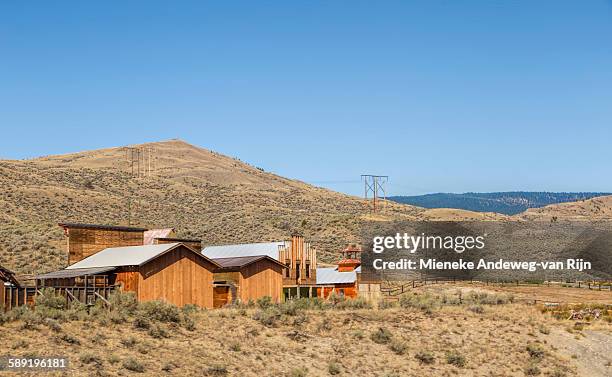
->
<box><xmin>388</xmin><ymin>192</ymin><xmax>612</xmax><ymax>215</ymax></box>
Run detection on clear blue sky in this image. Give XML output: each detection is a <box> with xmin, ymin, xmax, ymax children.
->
<box><xmin>1</xmin><ymin>1</ymin><xmax>611</xmax><ymax>196</ymax></box>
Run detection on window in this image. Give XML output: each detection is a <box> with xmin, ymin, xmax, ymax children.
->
<box><xmin>305</xmin><ymin>263</ymin><xmax>310</xmax><ymax>278</ymax></box>
<box><xmin>296</xmin><ymin>262</ymin><xmax>301</xmax><ymax>279</ymax></box>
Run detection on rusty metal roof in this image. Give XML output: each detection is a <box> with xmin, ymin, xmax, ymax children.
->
<box><xmin>212</xmin><ymin>255</ymin><xmax>286</xmax><ymax>269</ymax></box>
<box><xmin>143</xmin><ymin>228</ymin><xmax>175</xmax><ymax>244</ymax></box>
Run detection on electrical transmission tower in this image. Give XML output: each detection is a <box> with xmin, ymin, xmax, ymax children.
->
<box><xmin>124</xmin><ymin>146</ymin><xmax>156</xmax><ymax>178</ymax></box>
<box><xmin>122</xmin><ymin>145</ymin><xmax>156</xmax><ymax>226</ymax></box>
<box><xmin>361</xmin><ymin>175</ymin><xmax>389</xmax><ymax>212</ymax></box>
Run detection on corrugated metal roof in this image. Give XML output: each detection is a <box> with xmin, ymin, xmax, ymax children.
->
<box><xmin>144</xmin><ymin>228</ymin><xmax>175</xmax><ymax>245</ymax></box>
<box><xmin>212</xmin><ymin>255</ymin><xmax>285</xmax><ymax>269</ymax></box>
<box><xmin>316</xmin><ymin>267</ymin><xmax>357</xmax><ymax>285</ymax></box>
<box><xmin>202</xmin><ymin>242</ymin><xmax>285</xmax><ymax>260</ymax></box>
<box><xmin>35</xmin><ymin>267</ymin><xmax>117</xmax><ymax>279</ymax></box>
<box><xmin>66</xmin><ymin>243</ymin><xmax>181</xmax><ymax>269</ymax></box>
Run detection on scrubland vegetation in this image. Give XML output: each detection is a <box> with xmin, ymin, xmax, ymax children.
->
<box><xmin>0</xmin><ymin>140</ymin><xmax>426</xmax><ymax>275</ymax></box>
<box><xmin>2</xmin><ymin>287</ymin><xmax>607</xmax><ymax>376</ymax></box>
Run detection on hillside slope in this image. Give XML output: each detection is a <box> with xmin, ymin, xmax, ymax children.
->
<box><xmin>0</xmin><ymin>140</ymin><xmax>432</xmax><ymax>275</ymax></box>
<box><xmin>516</xmin><ymin>195</ymin><xmax>612</xmax><ymax>221</ymax></box>
<box><xmin>389</xmin><ymin>192</ymin><xmax>610</xmax><ymax>215</ymax></box>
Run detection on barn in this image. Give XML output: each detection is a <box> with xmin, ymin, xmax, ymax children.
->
<box><xmin>203</xmin><ymin>234</ymin><xmax>318</xmax><ymax>300</ymax></box>
<box><xmin>36</xmin><ymin>243</ymin><xmax>220</xmax><ymax>308</ymax></box>
<box><xmin>211</xmin><ymin>255</ymin><xmax>285</xmax><ymax>307</ymax></box>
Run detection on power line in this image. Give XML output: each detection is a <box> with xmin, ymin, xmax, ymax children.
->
<box><xmin>361</xmin><ymin>175</ymin><xmax>389</xmax><ymax>212</ymax></box>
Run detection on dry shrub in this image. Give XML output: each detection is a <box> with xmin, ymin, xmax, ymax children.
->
<box><xmin>122</xmin><ymin>357</ymin><xmax>145</xmax><ymax>373</ymax></box>
<box><xmin>139</xmin><ymin>300</ymin><xmax>181</xmax><ymax>323</ymax></box>
<box><xmin>526</xmin><ymin>343</ymin><xmax>545</xmax><ymax>359</ymax></box>
<box><xmin>415</xmin><ymin>350</ymin><xmax>435</xmax><ymax>364</ymax></box>
<box><xmin>446</xmin><ymin>351</ymin><xmax>466</xmax><ymax>367</ymax></box>
<box><xmin>389</xmin><ymin>340</ymin><xmax>407</xmax><ymax>355</ymax></box>
<box><xmin>370</xmin><ymin>327</ymin><xmax>393</xmax><ymax>344</ymax></box>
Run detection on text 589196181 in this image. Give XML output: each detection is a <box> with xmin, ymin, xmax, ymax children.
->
<box><xmin>0</xmin><ymin>356</ymin><xmax>69</xmax><ymax>371</ymax></box>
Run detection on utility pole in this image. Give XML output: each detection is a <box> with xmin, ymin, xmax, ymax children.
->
<box><xmin>361</xmin><ymin>175</ymin><xmax>389</xmax><ymax>212</ymax></box>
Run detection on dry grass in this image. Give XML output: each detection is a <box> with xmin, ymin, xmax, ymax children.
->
<box><xmin>0</xmin><ymin>289</ymin><xmax>603</xmax><ymax>376</ymax></box>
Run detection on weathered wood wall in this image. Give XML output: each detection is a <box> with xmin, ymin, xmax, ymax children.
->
<box><xmin>213</xmin><ymin>262</ymin><xmax>282</xmax><ymax>304</ymax></box>
<box><xmin>136</xmin><ymin>246</ymin><xmax>215</xmax><ymax>308</ymax></box>
<box><xmin>1</xmin><ymin>286</ymin><xmax>35</xmax><ymax>310</ymax></box>
<box><xmin>67</xmin><ymin>228</ymin><xmax>144</xmax><ymax>265</ymax></box>
<box><xmin>213</xmin><ymin>286</ymin><xmax>230</xmax><ymax>308</ymax></box>
<box><xmin>114</xmin><ymin>270</ymin><xmax>140</xmax><ymax>296</ymax></box>
<box><xmin>239</xmin><ymin>260</ymin><xmax>283</xmax><ymax>303</ymax></box>
<box><xmin>279</xmin><ymin>235</ymin><xmax>317</xmax><ymax>286</ymax></box>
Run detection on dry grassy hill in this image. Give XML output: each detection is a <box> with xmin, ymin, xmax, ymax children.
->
<box><xmin>0</xmin><ymin>140</ymin><xmax>432</xmax><ymax>275</ymax></box>
<box><xmin>516</xmin><ymin>195</ymin><xmax>612</xmax><ymax>221</ymax></box>
<box><xmin>1</xmin><ymin>139</ymin><xmax>602</xmax><ymax>277</ymax></box>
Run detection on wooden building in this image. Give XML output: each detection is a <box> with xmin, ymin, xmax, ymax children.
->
<box><xmin>315</xmin><ymin>245</ymin><xmax>381</xmax><ymax>300</ymax></box>
<box><xmin>203</xmin><ymin>234</ymin><xmax>318</xmax><ymax>300</ymax></box>
<box><xmin>0</xmin><ymin>266</ymin><xmax>34</xmax><ymax>311</ymax></box>
<box><xmin>211</xmin><ymin>256</ymin><xmax>284</xmax><ymax>307</ymax></box>
<box><xmin>315</xmin><ymin>267</ymin><xmax>358</xmax><ymax>299</ymax></box>
<box><xmin>278</xmin><ymin>234</ymin><xmax>317</xmax><ymax>298</ymax></box>
<box><xmin>36</xmin><ymin>243</ymin><xmax>220</xmax><ymax>308</ymax></box>
<box><xmin>59</xmin><ymin>223</ymin><xmax>147</xmax><ymax>265</ymax></box>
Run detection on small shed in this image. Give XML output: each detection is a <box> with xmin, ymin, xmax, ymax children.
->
<box><xmin>212</xmin><ymin>255</ymin><xmax>285</xmax><ymax>307</ymax></box>
<box><xmin>316</xmin><ymin>267</ymin><xmax>358</xmax><ymax>299</ymax></box>
<box><xmin>38</xmin><ymin>243</ymin><xmax>220</xmax><ymax>308</ymax></box>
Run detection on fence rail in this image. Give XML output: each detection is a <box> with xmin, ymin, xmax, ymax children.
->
<box><xmin>380</xmin><ymin>279</ymin><xmax>612</xmax><ymax>297</ymax></box>
<box><xmin>2</xmin><ymin>285</ymin><xmax>117</xmax><ymax>311</ymax></box>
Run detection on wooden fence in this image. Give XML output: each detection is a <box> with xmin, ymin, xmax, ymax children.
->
<box><xmin>2</xmin><ymin>285</ymin><xmax>117</xmax><ymax>311</ymax></box>
<box><xmin>381</xmin><ymin>278</ymin><xmax>612</xmax><ymax>297</ymax></box>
